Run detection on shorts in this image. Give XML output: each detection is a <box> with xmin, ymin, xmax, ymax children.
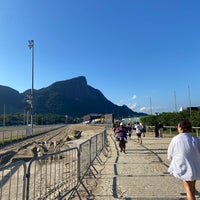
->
<box><xmin>119</xmin><ymin>137</ymin><xmax>127</xmax><ymax>142</ymax></box>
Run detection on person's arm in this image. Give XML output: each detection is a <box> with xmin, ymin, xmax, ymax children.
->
<box><xmin>167</xmin><ymin>139</ymin><xmax>175</xmax><ymax>160</ymax></box>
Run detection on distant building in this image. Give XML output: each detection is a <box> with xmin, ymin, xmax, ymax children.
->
<box><xmin>121</xmin><ymin>117</ymin><xmax>140</xmax><ymax>124</ymax></box>
<box><xmin>179</xmin><ymin>106</ymin><xmax>200</xmax><ymax>112</ymax></box>
<box><xmin>104</xmin><ymin>114</ymin><xmax>114</xmax><ymax>124</ymax></box>
<box><xmin>83</xmin><ymin>113</ymin><xmax>114</xmax><ymax>124</ymax></box>
<box><xmin>83</xmin><ymin>113</ymin><xmax>102</xmax><ymax>123</ymax></box>
<box><xmin>187</xmin><ymin>107</ymin><xmax>200</xmax><ymax>111</ymax></box>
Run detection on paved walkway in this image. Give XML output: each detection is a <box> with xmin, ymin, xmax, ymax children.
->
<box><xmin>90</xmin><ymin>130</ymin><xmax>200</xmax><ymax>200</ymax></box>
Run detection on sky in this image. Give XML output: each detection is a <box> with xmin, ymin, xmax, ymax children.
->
<box><xmin>0</xmin><ymin>0</ymin><xmax>200</xmax><ymax>115</ymax></box>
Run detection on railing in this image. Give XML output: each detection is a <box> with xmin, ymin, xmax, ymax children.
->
<box><xmin>0</xmin><ymin>161</ymin><xmax>27</xmax><ymax>200</ymax></box>
<box><xmin>147</xmin><ymin>126</ymin><xmax>200</xmax><ymax>137</ymax></box>
<box><xmin>0</xmin><ymin>130</ymin><xmax>109</xmax><ymax>200</ymax></box>
<box><xmin>0</xmin><ymin>125</ymin><xmax>65</xmax><ymax>146</ymax></box>
<box><xmin>26</xmin><ymin>147</ymin><xmax>79</xmax><ymax>200</ymax></box>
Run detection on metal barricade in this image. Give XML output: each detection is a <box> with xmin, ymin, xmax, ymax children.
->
<box><xmin>0</xmin><ymin>129</ymin><xmax>109</xmax><ymax>200</ymax></box>
<box><xmin>90</xmin><ymin>131</ymin><xmax>105</xmax><ymax>163</ymax></box>
<box><xmin>78</xmin><ymin>140</ymin><xmax>91</xmax><ymax>179</ymax></box>
<box><xmin>0</xmin><ymin>161</ymin><xmax>26</xmax><ymax>200</ymax></box>
<box><xmin>26</xmin><ymin>147</ymin><xmax>78</xmax><ymax>200</ymax></box>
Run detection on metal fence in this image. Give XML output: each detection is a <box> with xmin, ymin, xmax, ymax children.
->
<box><xmin>0</xmin><ymin>130</ymin><xmax>108</xmax><ymax>200</ymax></box>
<box><xmin>0</xmin><ymin>125</ymin><xmax>65</xmax><ymax>146</ymax></box>
<box><xmin>147</xmin><ymin>125</ymin><xmax>200</xmax><ymax>137</ymax></box>
<box><xmin>0</xmin><ymin>160</ymin><xmax>27</xmax><ymax>200</ymax></box>
<box><xmin>26</xmin><ymin>147</ymin><xmax>79</xmax><ymax>200</ymax></box>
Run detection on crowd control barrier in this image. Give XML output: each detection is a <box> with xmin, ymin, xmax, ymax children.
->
<box><xmin>0</xmin><ymin>129</ymin><xmax>109</xmax><ymax>200</ymax></box>
<box><xmin>0</xmin><ymin>161</ymin><xmax>27</xmax><ymax>200</ymax></box>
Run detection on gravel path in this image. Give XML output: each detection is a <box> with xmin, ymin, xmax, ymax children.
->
<box><xmin>90</xmin><ymin>129</ymin><xmax>200</xmax><ymax>200</ymax></box>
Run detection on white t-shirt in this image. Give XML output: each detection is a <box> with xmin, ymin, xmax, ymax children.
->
<box><xmin>167</xmin><ymin>133</ymin><xmax>200</xmax><ymax>181</ymax></box>
<box><xmin>135</xmin><ymin>124</ymin><xmax>142</xmax><ymax>134</ymax></box>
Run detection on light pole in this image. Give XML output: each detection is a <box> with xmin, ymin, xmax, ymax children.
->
<box><xmin>149</xmin><ymin>96</ymin><xmax>153</xmax><ymax>115</ymax></box>
<box><xmin>188</xmin><ymin>85</ymin><xmax>192</xmax><ymax>119</ymax></box>
<box><xmin>174</xmin><ymin>91</ymin><xmax>177</xmax><ymax>112</ymax></box>
<box><xmin>3</xmin><ymin>104</ymin><xmax>5</xmax><ymax>126</ymax></box>
<box><xmin>28</xmin><ymin>40</ymin><xmax>34</xmax><ymax>135</ymax></box>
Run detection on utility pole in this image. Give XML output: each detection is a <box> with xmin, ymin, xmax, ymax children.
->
<box><xmin>150</xmin><ymin>97</ymin><xmax>152</xmax><ymax>115</ymax></box>
<box><xmin>174</xmin><ymin>91</ymin><xmax>177</xmax><ymax>112</ymax></box>
<box><xmin>188</xmin><ymin>85</ymin><xmax>192</xmax><ymax>119</ymax></box>
<box><xmin>28</xmin><ymin>40</ymin><xmax>34</xmax><ymax>135</ymax></box>
<box><xmin>3</xmin><ymin>104</ymin><xmax>5</xmax><ymax>126</ymax></box>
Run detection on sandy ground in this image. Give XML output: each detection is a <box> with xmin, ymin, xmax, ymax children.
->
<box><xmin>78</xmin><ymin>129</ymin><xmax>200</xmax><ymax>200</ymax></box>
<box><xmin>2</xmin><ymin>125</ymin><xmax>200</xmax><ymax>200</ymax></box>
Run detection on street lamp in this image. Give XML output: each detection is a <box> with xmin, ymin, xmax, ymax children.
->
<box><xmin>188</xmin><ymin>85</ymin><xmax>192</xmax><ymax>119</ymax></box>
<box><xmin>28</xmin><ymin>40</ymin><xmax>34</xmax><ymax>135</ymax></box>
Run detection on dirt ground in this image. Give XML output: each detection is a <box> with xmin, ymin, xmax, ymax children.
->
<box><xmin>0</xmin><ymin>124</ymin><xmax>105</xmax><ymax>166</ymax></box>
<box><xmin>2</xmin><ymin>125</ymin><xmax>200</xmax><ymax>200</ymax></box>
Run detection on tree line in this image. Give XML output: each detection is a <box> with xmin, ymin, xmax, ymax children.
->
<box><xmin>140</xmin><ymin>110</ymin><xmax>200</xmax><ymax>127</ymax></box>
<box><xmin>0</xmin><ymin>113</ymin><xmax>82</xmax><ymax>126</ymax></box>
<box><xmin>1</xmin><ymin>110</ymin><xmax>200</xmax><ymax>127</ymax></box>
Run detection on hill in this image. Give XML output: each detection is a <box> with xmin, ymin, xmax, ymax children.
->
<box><xmin>0</xmin><ymin>76</ymin><xmax>146</xmax><ymax>118</ymax></box>
<box><xmin>0</xmin><ymin>85</ymin><xmax>24</xmax><ymax>113</ymax></box>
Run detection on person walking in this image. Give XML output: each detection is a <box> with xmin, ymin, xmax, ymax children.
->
<box><xmin>135</xmin><ymin>122</ymin><xmax>143</xmax><ymax>144</ymax></box>
<box><xmin>126</xmin><ymin>123</ymin><xmax>133</xmax><ymax>139</ymax></box>
<box><xmin>167</xmin><ymin>119</ymin><xmax>200</xmax><ymax>200</ymax></box>
<box><xmin>154</xmin><ymin>121</ymin><xmax>159</xmax><ymax>137</ymax></box>
<box><xmin>141</xmin><ymin>123</ymin><xmax>146</xmax><ymax>137</ymax></box>
<box><xmin>158</xmin><ymin>121</ymin><xmax>163</xmax><ymax>137</ymax></box>
<box><xmin>115</xmin><ymin>122</ymin><xmax>128</xmax><ymax>153</ymax></box>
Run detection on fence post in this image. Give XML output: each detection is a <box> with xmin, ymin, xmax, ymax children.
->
<box><xmin>17</xmin><ymin>130</ymin><xmax>19</xmax><ymax>141</ymax></box>
<box><xmin>103</xmin><ymin>130</ymin><xmax>106</xmax><ymax>147</ymax></box>
<box><xmin>196</xmin><ymin>128</ymin><xmax>199</xmax><ymax>137</ymax></box>
<box><xmin>10</xmin><ymin>131</ymin><xmax>12</xmax><ymax>144</ymax></box>
<box><xmin>96</xmin><ymin>134</ymin><xmax>98</xmax><ymax>155</ymax></box>
<box><xmin>2</xmin><ymin>131</ymin><xmax>4</xmax><ymax>146</ymax></box>
<box><xmin>89</xmin><ymin>139</ymin><xmax>92</xmax><ymax>165</ymax></box>
<box><xmin>77</xmin><ymin>144</ymin><xmax>81</xmax><ymax>183</ymax></box>
<box><xmin>26</xmin><ymin>160</ymin><xmax>33</xmax><ymax>200</ymax></box>
<box><xmin>170</xmin><ymin>127</ymin><xmax>172</xmax><ymax>137</ymax></box>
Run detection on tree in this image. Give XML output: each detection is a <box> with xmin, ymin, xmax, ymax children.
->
<box><xmin>140</xmin><ymin>110</ymin><xmax>200</xmax><ymax>127</ymax></box>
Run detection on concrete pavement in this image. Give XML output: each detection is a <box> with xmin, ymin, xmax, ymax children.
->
<box><xmin>90</xmin><ymin>130</ymin><xmax>200</xmax><ymax>200</ymax></box>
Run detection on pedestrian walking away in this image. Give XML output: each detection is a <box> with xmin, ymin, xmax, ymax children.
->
<box><xmin>158</xmin><ymin>121</ymin><xmax>164</xmax><ymax>137</ymax></box>
<box><xmin>167</xmin><ymin>119</ymin><xmax>200</xmax><ymax>200</ymax></box>
<box><xmin>141</xmin><ymin>123</ymin><xmax>146</xmax><ymax>137</ymax></box>
<box><xmin>114</xmin><ymin>122</ymin><xmax>128</xmax><ymax>153</ymax></box>
<box><xmin>126</xmin><ymin>123</ymin><xmax>133</xmax><ymax>139</ymax></box>
<box><xmin>154</xmin><ymin>120</ymin><xmax>159</xmax><ymax>137</ymax></box>
<box><xmin>135</xmin><ymin>122</ymin><xmax>143</xmax><ymax>144</ymax></box>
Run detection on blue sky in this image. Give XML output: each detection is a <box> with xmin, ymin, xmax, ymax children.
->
<box><xmin>0</xmin><ymin>0</ymin><xmax>199</xmax><ymax>114</ymax></box>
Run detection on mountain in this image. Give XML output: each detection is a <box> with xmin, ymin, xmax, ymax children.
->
<box><xmin>0</xmin><ymin>76</ymin><xmax>146</xmax><ymax>118</ymax></box>
<box><xmin>0</xmin><ymin>86</ymin><xmax>25</xmax><ymax>113</ymax></box>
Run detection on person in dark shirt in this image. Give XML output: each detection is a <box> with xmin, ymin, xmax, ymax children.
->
<box><xmin>114</xmin><ymin>122</ymin><xmax>128</xmax><ymax>153</ymax></box>
<box><xmin>154</xmin><ymin>121</ymin><xmax>159</xmax><ymax>137</ymax></box>
<box><xmin>126</xmin><ymin>123</ymin><xmax>133</xmax><ymax>139</ymax></box>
